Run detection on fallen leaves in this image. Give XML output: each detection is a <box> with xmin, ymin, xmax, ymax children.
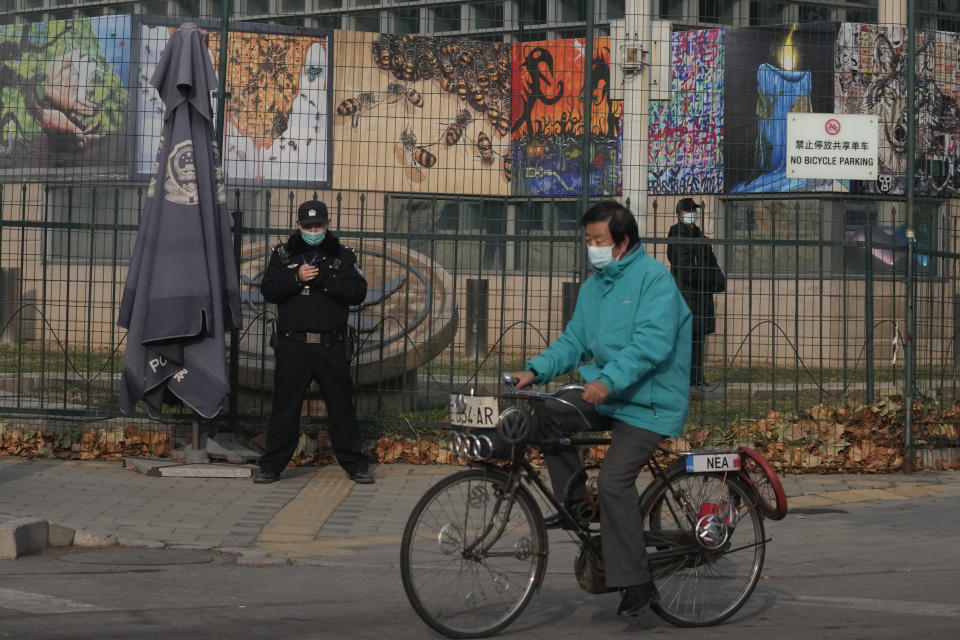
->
<box><xmin>0</xmin><ymin>422</ymin><xmax>172</xmax><ymax>461</ymax></box>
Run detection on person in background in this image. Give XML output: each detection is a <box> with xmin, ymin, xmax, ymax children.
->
<box><xmin>253</xmin><ymin>200</ymin><xmax>372</xmax><ymax>484</ymax></box>
<box><xmin>667</xmin><ymin>197</ymin><xmax>721</xmax><ymax>389</ymax></box>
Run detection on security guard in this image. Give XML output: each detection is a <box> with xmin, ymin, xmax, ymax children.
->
<box><xmin>253</xmin><ymin>199</ymin><xmax>373</xmax><ymax>484</ymax></box>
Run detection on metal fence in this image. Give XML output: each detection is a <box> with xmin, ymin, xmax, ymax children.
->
<box><xmin>1</xmin><ymin>0</ymin><xmax>959</xmax><ymax>470</ymax></box>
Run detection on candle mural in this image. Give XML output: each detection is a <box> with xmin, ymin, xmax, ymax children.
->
<box><xmin>724</xmin><ymin>22</ymin><xmax>838</xmax><ymax>194</ymax></box>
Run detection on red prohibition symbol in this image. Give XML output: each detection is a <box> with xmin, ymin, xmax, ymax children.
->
<box><xmin>825</xmin><ymin>118</ymin><xmax>841</xmax><ymax>135</ymax></box>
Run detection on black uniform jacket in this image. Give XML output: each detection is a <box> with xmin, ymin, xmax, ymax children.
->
<box><xmin>667</xmin><ymin>222</ymin><xmax>717</xmax><ymax>334</ymax></box>
<box><xmin>261</xmin><ymin>232</ymin><xmax>368</xmax><ymax>333</ymax></box>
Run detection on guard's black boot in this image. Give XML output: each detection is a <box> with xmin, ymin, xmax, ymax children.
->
<box><xmin>347</xmin><ymin>468</ymin><xmax>375</xmax><ymax>484</ymax></box>
<box><xmin>252</xmin><ymin>468</ymin><xmax>281</xmax><ymax>484</ymax></box>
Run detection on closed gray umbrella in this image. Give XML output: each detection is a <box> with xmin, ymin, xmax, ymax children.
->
<box><xmin>119</xmin><ymin>23</ymin><xmax>241</xmax><ymax>419</ymax></box>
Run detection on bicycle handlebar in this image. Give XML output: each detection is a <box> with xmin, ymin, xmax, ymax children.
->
<box><xmin>500</xmin><ymin>372</ymin><xmax>593</xmax><ymax>435</ymax></box>
<box><xmin>500</xmin><ymin>372</ymin><xmax>585</xmax><ymax>398</ymax></box>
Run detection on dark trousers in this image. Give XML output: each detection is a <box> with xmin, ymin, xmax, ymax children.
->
<box><xmin>536</xmin><ymin>390</ymin><xmax>663</xmax><ymax>587</ymax></box>
<box><xmin>259</xmin><ymin>337</ymin><xmax>368</xmax><ymax>475</ymax></box>
<box><xmin>691</xmin><ymin>321</ymin><xmax>707</xmax><ymax>386</ymax></box>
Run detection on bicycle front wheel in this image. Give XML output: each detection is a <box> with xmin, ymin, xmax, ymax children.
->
<box><xmin>400</xmin><ymin>468</ymin><xmax>548</xmax><ymax>639</ymax></box>
<box><xmin>642</xmin><ymin>471</ymin><xmax>765</xmax><ymax>627</ymax></box>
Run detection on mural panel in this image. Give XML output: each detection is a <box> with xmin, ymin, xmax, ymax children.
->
<box><xmin>510</xmin><ymin>37</ymin><xmax>622</xmax><ymax>197</ymax></box>
<box><xmin>0</xmin><ymin>16</ymin><xmax>130</xmax><ymax>177</ymax></box>
<box><xmin>724</xmin><ymin>22</ymin><xmax>840</xmax><ymax>193</ymax></box>
<box><xmin>836</xmin><ymin>23</ymin><xmax>960</xmax><ymax>196</ymax></box>
<box><xmin>333</xmin><ymin>31</ymin><xmax>510</xmax><ymax>195</ymax></box>
<box><xmin>135</xmin><ymin>18</ymin><xmax>331</xmax><ymax>188</ymax></box>
<box><xmin>648</xmin><ymin>29</ymin><xmax>724</xmax><ymax>195</ymax></box>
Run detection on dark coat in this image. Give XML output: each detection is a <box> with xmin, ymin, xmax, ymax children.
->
<box><xmin>261</xmin><ymin>232</ymin><xmax>367</xmax><ymax>332</ymax></box>
<box><xmin>667</xmin><ymin>222</ymin><xmax>718</xmax><ymax>335</ymax></box>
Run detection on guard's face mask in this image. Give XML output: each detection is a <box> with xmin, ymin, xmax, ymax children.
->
<box><xmin>587</xmin><ymin>245</ymin><xmax>615</xmax><ymax>269</ymax></box>
<box><xmin>302</xmin><ymin>230</ymin><xmax>326</xmax><ymax>246</ymax></box>
<box><xmin>682</xmin><ymin>212</ymin><xmax>699</xmax><ymax>225</ymax></box>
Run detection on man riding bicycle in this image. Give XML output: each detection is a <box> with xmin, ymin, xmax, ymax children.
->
<box><xmin>511</xmin><ymin>200</ymin><xmax>692</xmax><ymax>617</ymax></box>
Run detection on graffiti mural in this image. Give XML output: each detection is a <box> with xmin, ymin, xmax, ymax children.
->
<box><xmin>333</xmin><ymin>32</ymin><xmax>510</xmax><ymax>195</ymax></box>
<box><xmin>0</xmin><ymin>16</ymin><xmax>130</xmax><ymax>176</ymax></box>
<box><xmin>725</xmin><ymin>22</ymin><xmax>839</xmax><ymax>193</ymax></box>
<box><xmin>135</xmin><ymin>18</ymin><xmax>331</xmax><ymax>188</ymax></box>
<box><xmin>648</xmin><ymin>29</ymin><xmax>724</xmax><ymax>195</ymax></box>
<box><xmin>510</xmin><ymin>37</ymin><xmax>622</xmax><ymax>197</ymax></box>
<box><xmin>836</xmin><ymin>24</ymin><xmax>960</xmax><ymax>196</ymax></box>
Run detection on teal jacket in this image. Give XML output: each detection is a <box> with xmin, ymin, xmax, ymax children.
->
<box><xmin>525</xmin><ymin>244</ymin><xmax>692</xmax><ymax>437</ymax></box>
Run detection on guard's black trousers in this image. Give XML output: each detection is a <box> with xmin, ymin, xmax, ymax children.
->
<box><xmin>259</xmin><ymin>336</ymin><xmax>369</xmax><ymax>476</ymax></box>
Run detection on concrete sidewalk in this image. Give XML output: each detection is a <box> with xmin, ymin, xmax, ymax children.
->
<box><xmin>2</xmin><ymin>455</ymin><xmax>959</xmax><ymax>563</ymax></box>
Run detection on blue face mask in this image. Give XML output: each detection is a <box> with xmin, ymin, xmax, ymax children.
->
<box><xmin>302</xmin><ymin>230</ymin><xmax>325</xmax><ymax>246</ymax></box>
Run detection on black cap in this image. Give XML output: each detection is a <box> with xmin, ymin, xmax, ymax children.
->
<box><xmin>676</xmin><ymin>197</ymin><xmax>702</xmax><ymax>214</ymax></box>
<box><xmin>297</xmin><ymin>200</ymin><xmax>329</xmax><ymax>226</ymax></box>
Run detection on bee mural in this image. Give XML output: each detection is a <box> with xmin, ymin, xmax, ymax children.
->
<box><xmin>444</xmin><ymin>110</ymin><xmax>472</xmax><ymax>146</ymax></box>
<box><xmin>467</xmin><ymin>87</ymin><xmax>487</xmax><ymax>112</ymax></box>
<box><xmin>414</xmin><ymin>146</ymin><xmax>437</xmax><ymax>168</ymax></box>
<box><xmin>363</xmin><ymin>33</ymin><xmax>515</xmax><ymax>183</ymax></box>
<box><xmin>421</xmin><ymin>45</ymin><xmax>438</xmax><ymax>70</ymax></box>
<box><xmin>476</xmin><ymin>131</ymin><xmax>493</xmax><ymax>164</ymax></box>
<box><xmin>486</xmin><ymin>106</ymin><xmax>511</xmax><ymax>137</ymax></box>
<box><xmin>436</xmin><ymin>76</ymin><xmax>453</xmax><ymax>94</ymax></box>
<box><xmin>440</xmin><ymin>57</ymin><xmax>455</xmax><ymax>79</ymax></box>
<box><xmin>336</xmin><ymin>92</ymin><xmax>379</xmax><ymax>128</ymax></box>
<box><xmin>405</xmin><ymin>87</ymin><xmax>424</xmax><ymax>109</ymax></box>
<box><xmin>386</xmin><ymin>82</ymin><xmax>406</xmax><ymax>104</ymax></box>
<box><xmin>400</xmin><ymin>126</ymin><xmax>420</xmax><ymax>171</ymax></box>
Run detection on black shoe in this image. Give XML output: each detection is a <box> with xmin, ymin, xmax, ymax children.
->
<box><xmin>252</xmin><ymin>469</ymin><xmax>280</xmax><ymax>484</ymax></box>
<box><xmin>617</xmin><ymin>581</ymin><xmax>660</xmax><ymax>617</ymax></box>
<box><xmin>347</xmin><ymin>469</ymin><xmax>375</xmax><ymax>484</ymax></box>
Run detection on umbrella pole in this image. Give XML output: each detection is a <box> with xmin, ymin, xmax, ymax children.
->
<box><xmin>182</xmin><ymin>414</ymin><xmax>210</xmax><ymax>464</ymax></box>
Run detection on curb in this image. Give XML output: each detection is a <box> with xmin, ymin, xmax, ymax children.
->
<box><xmin>0</xmin><ymin>518</ymin><xmax>118</xmax><ymax>560</ymax></box>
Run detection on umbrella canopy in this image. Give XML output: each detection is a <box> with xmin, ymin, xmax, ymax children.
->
<box><xmin>119</xmin><ymin>23</ymin><xmax>241</xmax><ymax>419</ymax></box>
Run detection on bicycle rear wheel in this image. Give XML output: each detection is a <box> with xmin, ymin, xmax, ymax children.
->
<box><xmin>400</xmin><ymin>468</ymin><xmax>548</xmax><ymax>639</ymax></box>
<box><xmin>642</xmin><ymin>471</ymin><xmax>765</xmax><ymax>627</ymax></box>
<box><xmin>738</xmin><ymin>446</ymin><xmax>788</xmax><ymax>520</ymax></box>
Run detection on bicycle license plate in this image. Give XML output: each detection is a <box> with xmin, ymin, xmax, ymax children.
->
<box><xmin>686</xmin><ymin>452</ymin><xmax>741</xmax><ymax>473</ymax></box>
<box><xmin>449</xmin><ymin>394</ymin><xmax>499</xmax><ymax>428</ymax></box>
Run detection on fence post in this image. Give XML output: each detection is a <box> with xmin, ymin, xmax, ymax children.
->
<box><xmin>578</xmin><ymin>0</ymin><xmax>595</xmax><ymax>249</ymax></box>
<box><xmin>229</xmin><ymin>209</ymin><xmax>243</xmax><ymax>428</ymax></box>
<box><xmin>903</xmin><ymin>0</ymin><xmax>917</xmax><ymax>473</ymax></box>
<box><xmin>214</xmin><ymin>0</ymin><xmax>232</xmax><ymax>148</ymax></box>
<box><xmin>864</xmin><ymin>224</ymin><xmax>874</xmax><ymax>404</ymax></box>
<box><xmin>562</xmin><ymin>281</ymin><xmax>580</xmax><ymax>330</ymax></box>
<box><xmin>465</xmin><ymin>279</ymin><xmax>489</xmax><ymax>360</ymax></box>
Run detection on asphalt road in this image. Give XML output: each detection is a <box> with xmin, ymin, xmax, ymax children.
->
<box><xmin>1</xmin><ymin>492</ymin><xmax>958</xmax><ymax>640</ymax></box>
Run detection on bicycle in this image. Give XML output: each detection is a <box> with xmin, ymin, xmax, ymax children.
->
<box><xmin>400</xmin><ymin>374</ymin><xmax>788</xmax><ymax>638</ymax></box>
